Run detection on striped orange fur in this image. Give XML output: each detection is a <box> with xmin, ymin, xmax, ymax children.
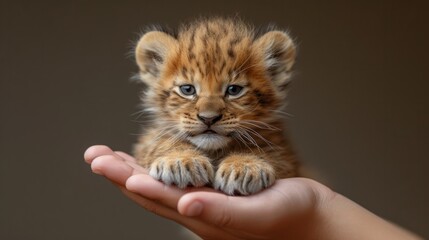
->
<box><xmin>133</xmin><ymin>18</ymin><xmax>299</xmax><ymax>195</ymax></box>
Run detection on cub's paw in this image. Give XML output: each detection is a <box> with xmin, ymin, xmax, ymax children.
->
<box><xmin>149</xmin><ymin>154</ymin><xmax>214</xmax><ymax>188</ymax></box>
<box><xmin>214</xmin><ymin>155</ymin><xmax>275</xmax><ymax>195</ymax></box>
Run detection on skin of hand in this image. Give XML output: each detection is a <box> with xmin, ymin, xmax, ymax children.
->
<box><xmin>84</xmin><ymin>145</ymin><xmax>422</xmax><ymax>240</ymax></box>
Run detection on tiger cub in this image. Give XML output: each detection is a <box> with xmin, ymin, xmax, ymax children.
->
<box><xmin>133</xmin><ymin>18</ymin><xmax>299</xmax><ymax>195</ymax></box>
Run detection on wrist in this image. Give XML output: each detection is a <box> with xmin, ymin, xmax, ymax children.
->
<box><xmin>307</xmin><ymin>181</ymin><xmax>422</xmax><ymax>240</ymax></box>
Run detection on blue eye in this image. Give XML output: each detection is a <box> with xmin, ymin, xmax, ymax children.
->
<box><xmin>179</xmin><ymin>85</ymin><xmax>196</xmax><ymax>96</ymax></box>
<box><xmin>226</xmin><ymin>85</ymin><xmax>243</xmax><ymax>96</ymax></box>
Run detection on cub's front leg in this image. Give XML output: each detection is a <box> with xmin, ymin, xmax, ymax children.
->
<box><xmin>214</xmin><ymin>154</ymin><xmax>276</xmax><ymax>195</ymax></box>
<box><xmin>148</xmin><ymin>149</ymin><xmax>214</xmax><ymax>188</ymax></box>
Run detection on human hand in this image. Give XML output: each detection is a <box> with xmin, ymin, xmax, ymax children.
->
<box><xmin>84</xmin><ymin>145</ymin><xmax>335</xmax><ymax>240</ymax></box>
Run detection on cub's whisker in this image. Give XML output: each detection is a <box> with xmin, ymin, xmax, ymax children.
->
<box><xmin>239</xmin><ymin>125</ymin><xmax>278</xmax><ymax>150</ymax></box>
<box><xmin>240</xmin><ymin>120</ymin><xmax>280</xmax><ymax>131</ymax></box>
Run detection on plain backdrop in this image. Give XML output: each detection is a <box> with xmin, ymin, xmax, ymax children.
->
<box><xmin>1</xmin><ymin>1</ymin><xmax>428</xmax><ymax>239</ymax></box>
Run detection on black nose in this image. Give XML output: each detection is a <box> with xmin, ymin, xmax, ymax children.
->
<box><xmin>197</xmin><ymin>114</ymin><xmax>222</xmax><ymax>126</ymax></box>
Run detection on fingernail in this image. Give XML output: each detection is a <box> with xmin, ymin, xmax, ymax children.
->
<box><xmin>92</xmin><ymin>168</ymin><xmax>103</xmax><ymax>175</ymax></box>
<box><xmin>185</xmin><ymin>201</ymin><xmax>203</xmax><ymax>217</ymax></box>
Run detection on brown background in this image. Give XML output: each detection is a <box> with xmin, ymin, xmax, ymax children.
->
<box><xmin>1</xmin><ymin>1</ymin><xmax>428</xmax><ymax>239</ymax></box>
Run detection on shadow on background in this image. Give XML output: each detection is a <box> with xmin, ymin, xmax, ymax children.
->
<box><xmin>1</xmin><ymin>1</ymin><xmax>428</xmax><ymax>239</ymax></box>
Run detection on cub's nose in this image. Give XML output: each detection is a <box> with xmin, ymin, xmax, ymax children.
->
<box><xmin>197</xmin><ymin>114</ymin><xmax>223</xmax><ymax>127</ymax></box>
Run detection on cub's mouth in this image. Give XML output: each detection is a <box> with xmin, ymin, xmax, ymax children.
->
<box><xmin>202</xmin><ymin>130</ymin><xmax>216</xmax><ymax>134</ymax></box>
<box><xmin>188</xmin><ymin>129</ymin><xmax>220</xmax><ymax>137</ymax></box>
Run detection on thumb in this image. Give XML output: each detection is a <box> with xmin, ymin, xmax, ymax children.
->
<box><xmin>177</xmin><ymin>191</ymin><xmax>274</xmax><ymax>230</ymax></box>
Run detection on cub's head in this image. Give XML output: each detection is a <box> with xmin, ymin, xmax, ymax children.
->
<box><xmin>135</xmin><ymin>18</ymin><xmax>296</xmax><ymax>150</ymax></box>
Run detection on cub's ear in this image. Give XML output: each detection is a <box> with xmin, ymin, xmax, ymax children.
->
<box><xmin>135</xmin><ymin>31</ymin><xmax>178</xmax><ymax>84</ymax></box>
<box><xmin>254</xmin><ymin>31</ymin><xmax>296</xmax><ymax>90</ymax></box>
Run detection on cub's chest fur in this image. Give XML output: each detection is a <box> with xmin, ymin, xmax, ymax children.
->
<box><xmin>133</xmin><ymin>18</ymin><xmax>299</xmax><ymax>195</ymax></box>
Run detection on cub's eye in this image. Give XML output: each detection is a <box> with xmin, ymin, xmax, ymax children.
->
<box><xmin>226</xmin><ymin>85</ymin><xmax>243</xmax><ymax>96</ymax></box>
<box><xmin>179</xmin><ymin>85</ymin><xmax>196</xmax><ymax>96</ymax></box>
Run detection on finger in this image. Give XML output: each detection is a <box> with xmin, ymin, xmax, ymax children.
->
<box><xmin>119</xmin><ymin>187</ymin><xmax>240</xmax><ymax>240</ymax></box>
<box><xmin>91</xmin><ymin>154</ymin><xmax>137</xmax><ymax>185</ymax></box>
<box><xmin>124</xmin><ymin>161</ymin><xmax>149</xmax><ymax>174</ymax></box>
<box><xmin>125</xmin><ymin>174</ymin><xmax>188</xmax><ymax>209</ymax></box>
<box><xmin>115</xmin><ymin>151</ymin><xmax>136</xmax><ymax>162</ymax></box>
<box><xmin>177</xmin><ymin>191</ymin><xmax>278</xmax><ymax>230</ymax></box>
<box><xmin>115</xmin><ymin>152</ymin><xmax>148</xmax><ymax>174</ymax></box>
<box><xmin>84</xmin><ymin>145</ymin><xmax>115</xmax><ymax>164</ymax></box>
<box><xmin>119</xmin><ymin>186</ymin><xmax>180</xmax><ymax>219</ymax></box>
<box><xmin>125</xmin><ymin>174</ymin><xmax>216</xmax><ymax>210</ymax></box>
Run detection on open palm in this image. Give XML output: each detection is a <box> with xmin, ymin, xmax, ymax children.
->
<box><xmin>84</xmin><ymin>145</ymin><xmax>333</xmax><ymax>240</ymax></box>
